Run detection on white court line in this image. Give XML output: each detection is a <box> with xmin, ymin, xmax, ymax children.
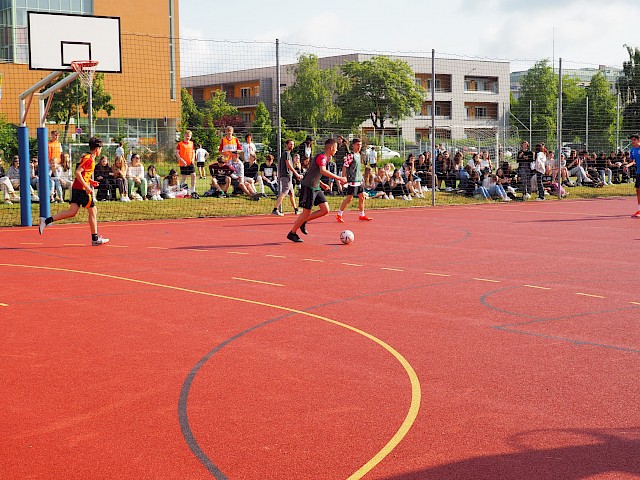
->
<box><xmin>576</xmin><ymin>293</ymin><xmax>605</xmax><ymax>299</ymax></box>
<box><xmin>148</xmin><ymin>246</ymin><xmax>169</xmax><ymax>250</ymax></box>
<box><xmin>425</xmin><ymin>272</ymin><xmax>450</xmax><ymax>277</ymax></box>
<box><xmin>523</xmin><ymin>284</ymin><xmax>551</xmax><ymax>290</ymax></box>
<box><xmin>303</xmin><ymin>258</ymin><xmax>324</xmax><ymax>263</ymax></box>
<box><xmin>382</xmin><ymin>267</ymin><xmax>404</xmax><ymax>272</ymax></box>
<box><xmin>266</xmin><ymin>254</ymin><xmax>286</xmax><ymax>258</ymax></box>
<box><xmin>232</xmin><ymin>277</ymin><xmax>283</xmax><ymax>287</ymax></box>
<box><xmin>342</xmin><ymin>263</ymin><xmax>362</xmax><ymax>267</ymax></box>
<box><xmin>473</xmin><ymin>278</ymin><xmax>501</xmax><ymax>283</ymax></box>
<box><xmin>228</xmin><ymin>251</ymin><xmax>248</xmax><ymax>255</ymax></box>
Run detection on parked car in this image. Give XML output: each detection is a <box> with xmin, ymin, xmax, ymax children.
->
<box><xmin>370</xmin><ymin>145</ymin><xmax>400</xmax><ymax>160</ymax></box>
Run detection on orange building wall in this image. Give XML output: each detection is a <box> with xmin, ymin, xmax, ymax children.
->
<box><xmin>0</xmin><ymin>0</ymin><xmax>180</xmax><ymax>127</ymax></box>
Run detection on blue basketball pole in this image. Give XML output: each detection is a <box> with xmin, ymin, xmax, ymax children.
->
<box><xmin>17</xmin><ymin>126</ymin><xmax>32</xmax><ymax>227</ymax></box>
<box><xmin>37</xmin><ymin>127</ymin><xmax>51</xmax><ymax>219</ymax></box>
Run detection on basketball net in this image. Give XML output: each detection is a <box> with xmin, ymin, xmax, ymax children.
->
<box><xmin>71</xmin><ymin>60</ymin><xmax>99</xmax><ymax>87</ymax></box>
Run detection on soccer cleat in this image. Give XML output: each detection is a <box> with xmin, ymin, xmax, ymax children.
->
<box><xmin>336</xmin><ymin>214</ymin><xmax>345</xmax><ymax>223</ymax></box>
<box><xmin>286</xmin><ymin>231</ymin><xmax>303</xmax><ymax>243</ymax></box>
<box><xmin>358</xmin><ymin>215</ymin><xmax>373</xmax><ymax>221</ymax></box>
<box><xmin>300</xmin><ymin>222</ymin><xmax>307</xmax><ymax>235</ymax></box>
<box><xmin>632</xmin><ymin>210</ymin><xmax>640</xmax><ymax>218</ymax></box>
<box><xmin>91</xmin><ymin>236</ymin><xmax>110</xmax><ymax>246</ymax></box>
<box><xmin>272</xmin><ymin>208</ymin><xmax>284</xmax><ymax>217</ymax></box>
<box><xmin>38</xmin><ymin>217</ymin><xmax>47</xmax><ymax>235</ymax></box>
<box><xmin>294</xmin><ymin>208</ymin><xmax>301</xmax><ymax>215</ymax></box>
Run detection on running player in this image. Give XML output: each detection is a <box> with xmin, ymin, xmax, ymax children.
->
<box><xmin>630</xmin><ymin>134</ymin><xmax>640</xmax><ymax>218</ymax></box>
<box><xmin>38</xmin><ymin>136</ymin><xmax>109</xmax><ymax>246</ymax></box>
<box><xmin>287</xmin><ymin>138</ymin><xmax>347</xmax><ymax>243</ymax></box>
<box><xmin>336</xmin><ymin>138</ymin><xmax>372</xmax><ymax>223</ymax></box>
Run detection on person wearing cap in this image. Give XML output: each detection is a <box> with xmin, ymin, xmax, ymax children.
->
<box><xmin>629</xmin><ymin>134</ymin><xmax>640</xmax><ymax>218</ymax></box>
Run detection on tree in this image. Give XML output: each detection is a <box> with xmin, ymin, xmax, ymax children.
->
<box><xmin>281</xmin><ymin>54</ymin><xmax>346</xmax><ymax>134</ymax></box>
<box><xmin>338</xmin><ymin>56</ymin><xmax>425</xmax><ymax>137</ymax></box>
<box><xmin>617</xmin><ymin>45</ymin><xmax>640</xmax><ymax>134</ymax></box>
<box><xmin>560</xmin><ymin>76</ymin><xmax>586</xmax><ymax>144</ymax></box>
<box><xmin>584</xmin><ymin>72</ymin><xmax>616</xmax><ymax>151</ymax></box>
<box><xmin>251</xmin><ymin>101</ymin><xmax>272</xmax><ymax>145</ymax></box>
<box><xmin>180</xmin><ymin>87</ymin><xmax>204</xmax><ymax>133</ymax></box>
<box><xmin>511</xmin><ymin>60</ymin><xmax>556</xmax><ymax>145</ymax></box>
<box><xmin>45</xmin><ymin>73</ymin><xmax>114</xmax><ymax>143</ymax></box>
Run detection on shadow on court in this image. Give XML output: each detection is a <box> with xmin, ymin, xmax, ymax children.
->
<box><xmin>382</xmin><ymin>428</ymin><xmax>640</xmax><ymax>480</ymax></box>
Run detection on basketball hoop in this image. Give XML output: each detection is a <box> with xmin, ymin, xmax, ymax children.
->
<box><xmin>71</xmin><ymin>60</ymin><xmax>99</xmax><ymax>87</ymax></box>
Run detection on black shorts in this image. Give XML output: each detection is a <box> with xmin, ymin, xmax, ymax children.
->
<box><xmin>636</xmin><ymin>174</ymin><xmax>640</xmax><ymax>189</ymax></box>
<box><xmin>215</xmin><ymin>176</ymin><xmax>229</xmax><ymax>185</ymax></box>
<box><xmin>70</xmin><ymin>188</ymin><xmax>94</xmax><ymax>208</ymax></box>
<box><xmin>180</xmin><ymin>164</ymin><xmax>195</xmax><ymax>175</ymax></box>
<box><xmin>196</xmin><ymin>161</ymin><xmax>205</xmax><ymax>168</ymax></box>
<box><xmin>346</xmin><ymin>184</ymin><xmax>364</xmax><ymax>196</ymax></box>
<box><xmin>299</xmin><ymin>185</ymin><xmax>327</xmax><ymax>210</ymax></box>
<box><xmin>230</xmin><ymin>178</ymin><xmax>242</xmax><ymax>188</ymax></box>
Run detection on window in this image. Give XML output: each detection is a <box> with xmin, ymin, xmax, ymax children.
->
<box><xmin>241</xmin><ymin>112</ymin><xmax>251</xmax><ymax>123</ymax></box>
<box><xmin>475</xmin><ymin>107</ymin><xmax>487</xmax><ymax>118</ymax></box>
<box><xmin>426</xmin><ymin>104</ymin><xmax>442</xmax><ymax>116</ymax></box>
<box><xmin>426</xmin><ymin>78</ymin><xmax>441</xmax><ymax>91</ymax></box>
<box><xmin>240</xmin><ymin>87</ymin><xmax>251</xmax><ymax>98</ymax></box>
<box><xmin>414</xmin><ymin>77</ymin><xmax>422</xmax><ymax>87</ymax></box>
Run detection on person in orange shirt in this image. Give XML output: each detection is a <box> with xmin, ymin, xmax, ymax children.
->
<box><xmin>218</xmin><ymin>126</ymin><xmax>241</xmax><ymax>162</ymax></box>
<box><xmin>38</xmin><ymin>137</ymin><xmax>109</xmax><ymax>246</ymax></box>
<box><xmin>176</xmin><ymin>130</ymin><xmax>196</xmax><ymax>194</ymax></box>
<box><xmin>48</xmin><ymin>130</ymin><xmax>62</xmax><ymax>167</ymax></box>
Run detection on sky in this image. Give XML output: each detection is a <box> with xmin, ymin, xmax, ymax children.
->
<box><xmin>178</xmin><ymin>0</ymin><xmax>637</xmax><ymax>75</ymax></box>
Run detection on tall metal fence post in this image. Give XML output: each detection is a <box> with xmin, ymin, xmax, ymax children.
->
<box><xmin>276</xmin><ymin>39</ymin><xmax>282</xmax><ymax>161</ymax></box>
<box><xmin>557</xmin><ymin>58</ymin><xmax>563</xmax><ymax>199</ymax></box>
<box><xmin>430</xmin><ymin>49</ymin><xmax>436</xmax><ymax>207</ymax></box>
<box><xmin>585</xmin><ymin>96</ymin><xmax>589</xmax><ymax>152</ymax></box>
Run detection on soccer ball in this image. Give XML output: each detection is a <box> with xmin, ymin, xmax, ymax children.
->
<box><xmin>340</xmin><ymin>230</ymin><xmax>354</xmax><ymax>244</ymax></box>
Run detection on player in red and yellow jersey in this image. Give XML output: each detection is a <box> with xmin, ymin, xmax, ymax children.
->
<box><xmin>38</xmin><ymin>137</ymin><xmax>109</xmax><ymax>246</ymax></box>
<box><xmin>176</xmin><ymin>129</ymin><xmax>197</xmax><ymax>194</ymax></box>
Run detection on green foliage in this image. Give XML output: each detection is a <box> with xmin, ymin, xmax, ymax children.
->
<box><xmin>561</xmin><ymin>76</ymin><xmax>586</xmax><ymax>143</ymax></box>
<box><xmin>180</xmin><ymin>87</ymin><xmax>204</xmax><ymax>133</ymax></box>
<box><xmin>45</xmin><ymin>73</ymin><xmax>114</xmax><ymax>143</ymax></box>
<box><xmin>512</xmin><ymin>60</ymin><xmax>557</xmax><ymax>145</ymax></box>
<box><xmin>281</xmin><ymin>54</ymin><xmax>347</xmax><ymax>133</ymax></box>
<box><xmin>617</xmin><ymin>45</ymin><xmax>640</xmax><ymax>134</ymax></box>
<box><xmin>0</xmin><ymin>115</ymin><xmax>19</xmax><ymax>159</ymax></box>
<box><xmin>251</xmin><ymin>101</ymin><xmax>272</xmax><ymax>145</ymax></box>
<box><xmin>585</xmin><ymin>72</ymin><xmax>617</xmax><ymax>150</ymax></box>
<box><xmin>339</xmin><ymin>56</ymin><xmax>426</xmax><ymax>132</ymax></box>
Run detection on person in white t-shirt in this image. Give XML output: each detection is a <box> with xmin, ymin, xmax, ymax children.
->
<box><xmin>195</xmin><ymin>144</ymin><xmax>209</xmax><ymax>180</ymax></box>
<box><xmin>115</xmin><ymin>142</ymin><xmax>125</xmax><ymax>159</ymax></box>
<box><xmin>241</xmin><ymin>133</ymin><xmax>257</xmax><ymax>163</ymax></box>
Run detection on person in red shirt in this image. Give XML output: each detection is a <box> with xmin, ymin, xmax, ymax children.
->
<box><xmin>176</xmin><ymin>130</ymin><xmax>196</xmax><ymax>194</ymax></box>
<box><xmin>38</xmin><ymin>137</ymin><xmax>109</xmax><ymax>246</ymax></box>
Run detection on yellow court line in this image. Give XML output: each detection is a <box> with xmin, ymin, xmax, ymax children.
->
<box><xmin>265</xmin><ymin>254</ymin><xmax>287</xmax><ymax>258</ymax></box>
<box><xmin>187</xmin><ymin>249</ymin><xmax>208</xmax><ymax>252</ymax></box>
<box><xmin>63</xmin><ymin>244</ymin><xmax>85</xmax><ymax>247</ymax></box>
<box><xmin>20</xmin><ymin>242</ymin><xmax>43</xmax><ymax>245</ymax></box>
<box><xmin>425</xmin><ymin>272</ymin><xmax>450</xmax><ymax>277</ymax></box>
<box><xmin>148</xmin><ymin>246</ymin><xmax>169</xmax><ymax>250</ymax></box>
<box><xmin>232</xmin><ymin>277</ymin><xmax>284</xmax><ymax>287</ymax></box>
<box><xmin>105</xmin><ymin>245</ymin><xmax>128</xmax><ymax>248</ymax></box>
<box><xmin>0</xmin><ymin>303</ymin><xmax>8</xmax><ymax>307</ymax></box>
<box><xmin>0</xmin><ymin>262</ymin><xmax>420</xmax><ymax>480</ymax></box>
<box><xmin>303</xmin><ymin>258</ymin><xmax>324</xmax><ymax>262</ymax></box>
<box><xmin>576</xmin><ymin>293</ymin><xmax>606</xmax><ymax>299</ymax></box>
<box><xmin>523</xmin><ymin>285</ymin><xmax>551</xmax><ymax>290</ymax></box>
<box><xmin>631</xmin><ymin>302</ymin><xmax>640</xmax><ymax>306</ymax></box>
<box><xmin>381</xmin><ymin>268</ymin><xmax>404</xmax><ymax>272</ymax></box>
<box><xmin>228</xmin><ymin>251</ymin><xmax>248</xmax><ymax>255</ymax></box>
<box><xmin>473</xmin><ymin>278</ymin><xmax>501</xmax><ymax>283</ymax></box>
<box><xmin>342</xmin><ymin>263</ymin><xmax>362</xmax><ymax>267</ymax></box>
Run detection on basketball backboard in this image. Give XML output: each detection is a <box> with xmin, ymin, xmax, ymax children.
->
<box><xmin>28</xmin><ymin>12</ymin><xmax>122</xmax><ymax>73</ymax></box>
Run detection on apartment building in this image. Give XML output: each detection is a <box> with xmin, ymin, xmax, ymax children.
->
<box><xmin>182</xmin><ymin>54</ymin><xmax>511</xmax><ymax>142</ymax></box>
